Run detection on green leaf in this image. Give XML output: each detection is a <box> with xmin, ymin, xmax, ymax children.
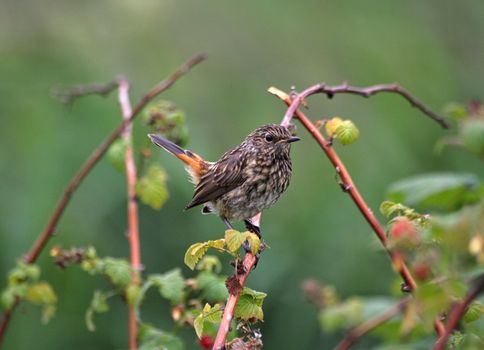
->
<box><xmin>193</xmin><ymin>303</ymin><xmax>222</xmax><ymax>338</ymax></box>
<box><xmin>335</xmin><ymin>120</ymin><xmax>359</xmax><ymax>145</ymax></box>
<box><xmin>8</xmin><ymin>261</ymin><xmax>40</xmax><ymax>285</ymax></box>
<box><xmin>234</xmin><ymin>288</ymin><xmax>267</xmax><ymax>321</ymax></box>
<box><xmin>246</xmin><ymin>233</ymin><xmax>261</xmax><ymax>255</ymax></box>
<box><xmin>387</xmin><ymin>173</ymin><xmax>482</xmax><ymax>212</ymax></box>
<box><xmin>461</xmin><ymin>119</ymin><xmax>484</xmax><ymax>157</ymax></box>
<box><xmin>196</xmin><ymin>255</ymin><xmax>222</xmax><ymax>273</ymax></box>
<box><xmin>184</xmin><ymin>239</ymin><xmax>225</xmax><ymax>270</ymax></box>
<box><xmin>136</xmin><ymin>164</ymin><xmax>169</xmax><ymax>210</ymax></box>
<box><xmin>26</xmin><ymin>282</ymin><xmax>57</xmax><ymax>305</ymax></box>
<box><xmin>85</xmin><ymin>290</ymin><xmax>110</xmax><ymax>331</ymax></box>
<box><xmin>106</xmin><ymin>138</ymin><xmax>127</xmax><ymax>172</ymax></box>
<box><xmin>196</xmin><ymin>271</ymin><xmax>228</xmax><ymax>302</ymax></box>
<box><xmin>1</xmin><ymin>289</ymin><xmax>16</xmax><ymax>310</ymax></box>
<box><xmin>149</xmin><ymin>269</ymin><xmax>185</xmax><ymax>304</ymax></box>
<box><xmin>319</xmin><ymin>298</ymin><xmax>363</xmax><ymax>332</ymax></box>
<box><xmin>464</xmin><ymin>301</ymin><xmax>484</xmax><ymax>323</ymax></box>
<box><xmin>103</xmin><ymin>258</ymin><xmax>132</xmax><ymax>288</ymax></box>
<box><xmin>138</xmin><ymin>324</ymin><xmax>184</xmax><ymax>350</ymax></box>
<box><xmin>443</xmin><ymin>102</ymin><xmax>468</xmax><ymax>120</ymax></box>
<box><xmin>225</xmin><ymin>229</ymin><xmax>246</xmax><ymax>253</ymax></box>
<box><xmin>143</xmin><ymin>100</ymin><xmax>189</xmax><ymax>148</ymax></box>
<box><xmin>325</xmin><ymin>117</ymin><xmax>344</xmax><ymax>136</ymax></box>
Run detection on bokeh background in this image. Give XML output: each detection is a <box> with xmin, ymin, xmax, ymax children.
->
<box><xmin>1</xmin><ymin>0</ymin><xmax>483</xmax><ymax>349</ymax></box>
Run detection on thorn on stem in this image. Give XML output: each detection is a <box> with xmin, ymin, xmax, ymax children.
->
<box><xmin>401</xmin><ymin>283</ymin><xmax>412</xmax><ymax>293</ymax></box>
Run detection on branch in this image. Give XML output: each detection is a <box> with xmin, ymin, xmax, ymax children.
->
<box><xmin>334</xmin><ymin>298</ymin><xmax>410</xmax><ymax>350</ymax></box>
<box><xmin>280</xmin><ymin>82</ymin><xmax>449</xmax><ymax>129</ymax></box>
<box><xmin>270</xmin><ymin>86</ymin><xmax>417</xmax><ymax>292</ymax></box>
<box><xmin>118</xmin><ymin>78</ymin><xmax>140</xmax><ymax>350</ymax></box>
<box><xmin>51</xmin><ymin>80</ymin><xmax>118</xmax><ymax>106</ymax></box>
<box><xmin>213</xmin><ymin>213</ymin><xmax>261</xmax><ymax>350</ymax></box>
<box><xmin>433</xmin><ymin>276</ymin><xmax>484</xmax><ymax>350</ymax></box>
<box><xmin>0</xmin><ymin>53</ymin><xmax>206</xmax><ymax>346</ymax></box>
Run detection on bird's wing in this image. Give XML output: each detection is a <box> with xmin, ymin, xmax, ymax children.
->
<box><xmin>185</xmin><ymin>149</ymin><xmax>246</xmax><ymax>210</ymax></box>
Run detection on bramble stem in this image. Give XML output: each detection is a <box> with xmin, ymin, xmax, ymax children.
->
<box><xmin>0</xmin><ymin>53</ymin><xmax>206</xmax><ymax>347</ymax></box>
<box><xmin>212</xmin><ymin>213</ymin><xmax>261</xmax><ymax>350</ymax></box>
<box><xmin>118</xmin><ymin>78</ymin><xmax>140</xmax><ymax>350</ymax></box>
<box><xmin>280</xmin><ymin>82</ymin><xmax>449</xmax><ymax>129</ymax></box>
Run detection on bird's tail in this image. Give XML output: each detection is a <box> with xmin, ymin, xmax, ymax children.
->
<box><xmin>148</xmin><ymin>134</ymin><xmax>207</xmax><ymax>183</ymax></box>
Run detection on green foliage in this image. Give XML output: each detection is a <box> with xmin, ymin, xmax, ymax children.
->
<box><xmin>138</xmin><ymin>324</ymin><xmax>184</xmax><ymax>350</ymax></box>
<box><xmin>147</xmin><ymin>269</ymin><xmax>185</xmax><ymax>304</ymax></box>
<box><xmin>184</xmin><ymin>239</ymin><xmax>225</xmax><ymax>270</ymax></box>
<box><xmin>106</xmin><ymin>138</ymin><xmax>128</xmax><ymax>172</ymax></box>
<box><xmin>319</xmin><ymin>297</ymin><xmax>363</xmax><ymax>332</ymax></box>
<box><xmin>464</xmin><ymin>301</ymin><xmax>484</xmax><ymax>324</ymax></box>
<box><xmin>234</xmin><ymin>287</ymin><xmax>267</xmax><ymax>321</ymax></box>
<box><xmin>387</xmin><ymin>173</ymin><xmax>482</xmax><ymax>212</ymax></box>
<box><xmin>143</xmin><ymin>100</ymin><xmax>189</xmax><ymax>147</ymax></box>
<box><xmin>325</xmin><ymin>117</ymin><xmax>360</xmax><ymax>145</ymax></box>
<box><xmin>225</xmin><ymin>230</ymin><xmax>260</xmax><ymax>255</ymax></box>
<box><xmin>136</xmin><ymin>164</ymin><xmax>169</xmax><ymax>210</ymax></box>
<box><xmin>85</xmin><ymin>290</ymin><xmax>111</xmax><ymax>332</ymax></box>
<box><xmin>196</xmin><ymin>271</ymin><xmax>228</xmax><ymax>303</ymax></box>
<box><xmin>194</xmin><ymin>303</ymin><xmax>223</xmax><ymax>339</ymax></box>
<box><xmin>1</xmin><ymin>261</ymin><xmax>57</xmax><ymax>324</ymax></box>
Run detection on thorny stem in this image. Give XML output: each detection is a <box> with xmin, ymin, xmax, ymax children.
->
<box><xmin>271</xmin><ymin>86</ymin><xmax>418</xmax><ymax>291</ymax></box>
<box><xmin>280</xmin><ymin>82</ymin><xmax>449</xmax><ymax>129</ymax></box>
<box><xmin>213</xmin><ymin>213</ymin><xmax>261</xmax><ymax>350</ymax></box>
<box><xmin>334</xmin><ymin>298</ymin><xmax>410</xmax><ymax>350</ymax></box>
<box><xmin>118</xmin><ymin>78</ymin><xmax>140</xmax><ymax>350</ymax></box>
<box><xmin>433</xmin><ymin>276</ymin><xmax>484</xmax><ymax>350</ymax></box>
<box><xmin>272</xmin><ymin>86</ymin><xmax>447</xmax><ymax>337</ymax></box>
<box><xmin>0</xmin><ymin>53</ymin><xmax>206</xmax><ymax>347</ymax></box>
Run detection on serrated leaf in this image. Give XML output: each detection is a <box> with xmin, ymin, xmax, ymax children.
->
<box><xmin>185</xmin><ymin>243</ymin><xmax>210</xmax><ymax>270</ymax></box>
<box><xmin>234</xmin><ymin>288</ymin><xmax>267</xmax><ymax>321</ymax></box>
<box><xmin>387</xmin><ymin>173</ymin><xmax>482</xmax><ymax>212</ymax></box>
<box><xmin>464</xmin><ymin>301</ymin><xmax>484</xmax><ymax>323</ymax></box>
<box><xmin>136</xmin><ymin>164</ymin><xmax>169</xmax><ymax>210</ymax></box>
<box><xmin>106</xmin><ymin>138</ymin><xmax>127</xmax><ymax>172</ymax></box>
<box><xmin>225</xmin><ymin>229</ymin><xmax>246</xmax><ymax>253</ymax></box>
<box><xmin>335</xmin><ymin>120</ymin><xmax>359</xmax><ymax>145</ymax></box>
<box><xmin>196</xmin><ymin>271</ymin><xmax>228</xmax><ymax>302</ymax></box>
<box><xmin>103</xmin><ymin>258</ymin><xmax>132</xmax><ymax>288</ymax></box>
<box><xmin>149</xmin><ymin>269</ymin><xmax>185</xmax><ymax>304</ymax></box>
<box><xmin>184</xmin><ymin>240</ymin><xmax>225</xmax><ymax>270</ymax></box>
<box><xmin>196</xmin><ymin>255</ymin><xmax>222</xmax><ymax>273</ymax></box>
<box><xmin>194</xmin><ymin>304</ymin><xmax>222</xmax><ymax>338</ymax></box>
<box><xmin>245</xmin><ymin>233</ymin><xmax>261</xmax><ymax>255</ymax></box>
<box><xmin>85</xmin><ymin>290</ymin><xmax>110</xmax><ymax>331</ymax></box>
<box><xmin>325</xmin><ymin>117</ymin><xmax>344</xmax><ymax>136</ymax></box>
<box><xmin>138</xmin><ymin>324</ymin><xmax>184</xmax><ymax>350</ymax></box>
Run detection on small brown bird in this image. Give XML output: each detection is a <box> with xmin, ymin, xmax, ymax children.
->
<box><xmin>148</xmin><ymin>124</ymin><xmax>299</xmax><ymax>234</ymax></box>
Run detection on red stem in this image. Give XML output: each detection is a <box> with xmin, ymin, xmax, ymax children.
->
<box><xmin>212</xmin><ymin>214</ymin><xmax>261</xmax><ymax>350</ymax></box>
<box><xmin>433</xmin><ymin>277</ymin><xmax>484</xmax><ymax>350</ymax></box>
<box><xmin>0</xmin><ymin>53</ymin><xmax>206</xmax><ymax>347</ymax></box>
<box><xmin>118</xmin><ymin>78</ymin><xmax>140</xmax><ymax>350</ymax></box>
<box><xmin>274</xmin><ymin>87</ymin><xmax>417</xmax><ymax>292</ymax></box>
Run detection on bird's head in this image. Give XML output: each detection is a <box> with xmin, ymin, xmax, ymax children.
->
<box><xmin>245</xmin><ymin>124</ymin><xmax>300</xmax><ymax>153</ymax></box>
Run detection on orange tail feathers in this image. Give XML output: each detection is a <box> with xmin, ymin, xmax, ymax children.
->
<box><xmin>148</xmin><ymin>134</ymin><xmax>207</xmax><ymax>182</ymax></box>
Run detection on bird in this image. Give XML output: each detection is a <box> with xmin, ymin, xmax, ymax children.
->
<box><xmin>148</xmin><ymin>124</ymin><xmax>299</xmax><ymax>235</ymax></box>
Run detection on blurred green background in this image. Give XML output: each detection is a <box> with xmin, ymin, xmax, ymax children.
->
<box><xmin>1</xmin><ymin>0</ymin><xmax>483</xmax><ymax>349</ymax></box>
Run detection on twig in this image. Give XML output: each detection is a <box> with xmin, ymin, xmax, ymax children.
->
<box><xmin>51</xmin><ymin>80</ymin><xmax>118</xmax><ymax>106</ymax></box>
<box><xmin>213</xmin><ymin>213</ymin><xmax>261</xmax><ymax>350</ymax></box>
<box><xmin>280</xmin><ymin>82</ymin><xmax>449</xmax><ymax>129</ymax></box>
<box><xmin>334</xmin><ymin>298</ymin><xmax>410</xmax><ymax>350</ymax></box>
<box><xmin>271</xmin><ymin>86</ymin><xmax>417</xmax><ymax>292</ymax></box>
<box><xmin>118</xmin><ymin>78</ymin><xmax>140</xmax><ymax>350</ymax></box>
<box><xmin>433</xmin><ymin>276</ymin><xmax>484</xmax><ymax>350</ymax></box>
<box><xmin>0</xmin><ymin>53</ymin><xmax>206</xmax><ymax>346</ymax></box>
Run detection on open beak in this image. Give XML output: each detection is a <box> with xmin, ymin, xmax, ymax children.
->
<box><xmin>286</xmin><ymin>136</ymin><xmax>300</xmax><ymax>143</ymax></box>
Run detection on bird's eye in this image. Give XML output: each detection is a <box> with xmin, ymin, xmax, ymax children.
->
<box><xmin>264</xmin><ymin>134</ymin><xmax>274</xmax><ymax>142</ymax></box>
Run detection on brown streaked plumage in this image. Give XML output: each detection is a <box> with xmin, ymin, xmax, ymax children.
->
<box><xmin>148</xmin><ymin>124</ymin><xmax>299</xmax><ymax>234</ymax></box>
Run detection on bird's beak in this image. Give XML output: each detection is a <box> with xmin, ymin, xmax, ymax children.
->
<box><xmin>286</xmin><ymin>136</ymin><xmax>300</xmax><ymax>143</ymax></box>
